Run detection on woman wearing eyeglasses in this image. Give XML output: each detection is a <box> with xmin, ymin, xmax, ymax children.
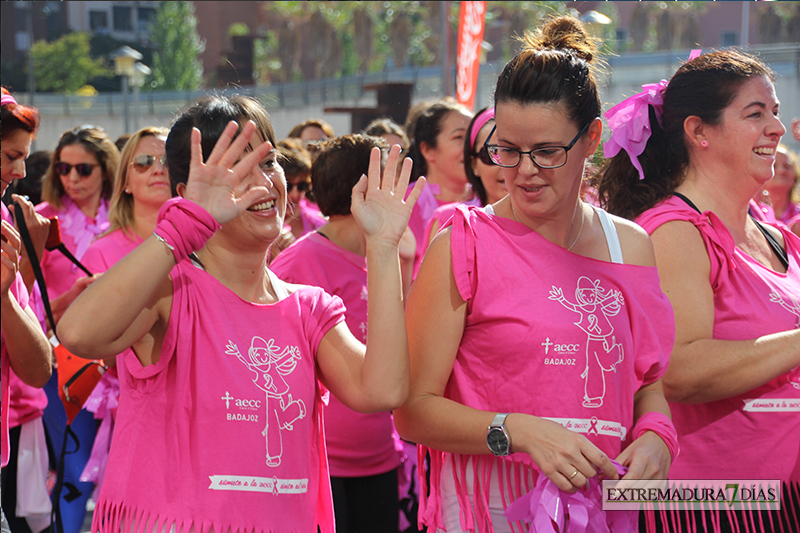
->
<box><xmin>60</xmin><ymin>127</ymin><xmax>172</xmax><ymax>509</ymax></box>
<box><xmin>394</xmin><ymin>16</ymin><xmax>676</xmax><ymax>532</ymax></box>
<box><xmin>34</xmin><ymin>124</ymin><xmax>118</xmax><ymax>533</ymax></box>
<box><xmin>82</xmin><ymin>127</ymin><xmax>171</xmax><ymax>272</ymax></box>
<box><xmin>36</xmin><ymin>125</ymin><xmax>118</xmax><ymax>308</ymax></box>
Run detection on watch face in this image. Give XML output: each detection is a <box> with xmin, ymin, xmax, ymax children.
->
<box><xmin>487</xmin><ymin>427</ymin><xmax>509</xmax><ymax>455</ymax></box>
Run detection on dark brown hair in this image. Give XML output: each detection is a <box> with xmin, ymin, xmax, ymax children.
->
<box><xmin>596</xmin><ymin>49</ymin><xmax>774</xmax><ymax>220</ymax></box>
<box><xmin>311</xmin><ymin>134</ymin><xmax>387</xmax><ymax>217</ymax></box>
<box><xmin>407</xmin><ymin>98</ymin><xmax>470</xmax><ymax>182</ymax></box>
<box><xmin>494</xmin><ymin>16</ymin><xmax>601</xmax><ymax>134</ymax></box>
<box><xmin>287</xmin><ymin>118</ymin><xmax>334</xmax><ymax>140</ymax></box>
<box><xmin>166</xmin><ymin>95</ymin><xmax>276</xmax><ymax>196</ymax></box>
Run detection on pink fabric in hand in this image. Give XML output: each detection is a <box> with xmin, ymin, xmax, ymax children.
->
<box><xmin>154</xmin><ymin>197</ymin><xmax>221</xmax><ymax>262</ymax></box>
<box><xmin>504</xmin><ymin>459</ymin><xmax>638</xmax><ymax>533</ymax></box>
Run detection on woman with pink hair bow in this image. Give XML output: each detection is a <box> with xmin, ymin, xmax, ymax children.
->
<box><xmin>598</xmin><ymin>49</ymin><xmax>800</xmax><ymax>532</ymax></box>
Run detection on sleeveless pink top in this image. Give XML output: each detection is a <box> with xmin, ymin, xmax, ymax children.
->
<box><xmin>637</xmin><ymin>196</ymin><xmax>800</xmax><ymax>482</ymax></box>
<box><xmin>270</xmin><ymin>232</ymin><xmax>403</xmax><ymax>478</ymax></box>
<box><xmin>93</xmin><ymin>260</ymin><xmax>345</xmax><ymax>533</ymax></box>
<box><xmin>419</xmin><ymin>205</ymin><xmax>674</xmax><ymax>532</ymax></box>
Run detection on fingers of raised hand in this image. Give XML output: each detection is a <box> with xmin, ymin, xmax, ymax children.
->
<box><xmin>367</xmin><ymin>147</ymin><xmax>383</xmax><ymax>191</ymax></box>
<box><xmin>205</xmin><ymin>121</ymin><xmax>245</xmax><ymax>168</ymax></box>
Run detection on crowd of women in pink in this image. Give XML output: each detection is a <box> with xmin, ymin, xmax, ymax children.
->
<box><xmin>2</xmin><ymin>12</ymin><xmax>800</xmax><ymax>532</ymax></box>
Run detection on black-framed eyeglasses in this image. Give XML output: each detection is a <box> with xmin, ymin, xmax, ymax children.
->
<box><xmin>131</xmin><ymin>154</ymin><xmax>166</xmax><ymax>173</ymax></box>
<box><xmin>287</xmin><ymin>181</ymin><xmax>310</xmax><ymax>193</ymax></box>
<box><xmin>483</xmin><ymin>120</ymin><xmax>593</xmax><ymax>169</ymax></box>
<box><xmin>55</xmin><ymin>162</ymin><xmax>100</xmax><ymax>177</ymax></box>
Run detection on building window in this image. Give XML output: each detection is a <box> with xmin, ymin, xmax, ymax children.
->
<box><xmin>90</xmin><ymin>10</ymin><xmax>108</xmax><ymax>31</ymax></box>
<box><xmin>721</xmin><ymin>31</ymin><xmax>739</xmax><ymax>47</ymax></box>
<box><xmin>113</xmin><ymin>6</ymin><xmax>133</xmax><ymax>32</ymax></box>
<box><xmin>137</xmin><ymin>7</ymin><xmax>156</xmax><ymax>33</ymax></box>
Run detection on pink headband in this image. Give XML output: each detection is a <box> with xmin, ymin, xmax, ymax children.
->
<box><xmin>470</xmin><ymin>107</ymin><xmax>495</xmax><ymax>150</ymax></box>
<box><xmin>1</xmin><ymin>92</ymin><xmax>18</xmax><ymax>107</ymax></box>
<box><xmin>603</xmin><ymin>49</ymin><xmax>702</xmax><ymax>180</ymax></box>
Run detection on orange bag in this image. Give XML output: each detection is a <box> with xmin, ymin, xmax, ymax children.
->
<box><xmin>54</xmin><ymin>342</ymin><xmax>107</xmax><ymax>424</ymax></box>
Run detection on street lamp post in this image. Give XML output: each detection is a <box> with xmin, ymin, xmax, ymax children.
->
<box><xmin>110</xmin><ymin>46</ymin><xmax>143</xmax><ymax>134</ymax></box>
<box><xmin>130</xmin><ymin>62</ymin><xmax>152</xmax><ymax>131</ymax></box>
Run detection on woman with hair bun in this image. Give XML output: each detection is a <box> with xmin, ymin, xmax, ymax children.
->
<box><xmin>395</xmin><ymin>16</ymin><xmax>676</xmax><ymax>532</ymax></box>
<box><xmin>599</xmin><ymin>49</ymin><xmax>799</xmax><ymax>531</ymax></box>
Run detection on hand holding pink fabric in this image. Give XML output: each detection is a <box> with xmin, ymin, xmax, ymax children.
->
<box><xmin>504</xmin><ymin>459</ymin><xmax>637</xmax><ymax>533</ymax></box>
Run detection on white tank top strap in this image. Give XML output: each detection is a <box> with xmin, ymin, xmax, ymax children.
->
<box><xmin>592</xmin><ymin>205</ymin><xmax>624</xmax><ymax>264</ymax></box>
<box><xmin>483</xmin><ymin>204</ymin><xmax>495</xmax><ymax>215</ymax></box>
<box><xmin>266</xmin><ymin>268</ymin><xmax>290</xmax><ymax>301</ymax></box>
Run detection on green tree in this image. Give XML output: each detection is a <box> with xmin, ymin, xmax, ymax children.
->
<box><xmin>30</xmin><ymin>32</ymin><xmax>109</xmax><ymax>93</ymax></box>
<box><xmin>149</xmin><ymin>1</ymin><xmax>204</xmax><ymax>91</ymax></box>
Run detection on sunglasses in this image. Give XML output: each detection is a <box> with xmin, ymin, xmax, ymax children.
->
<box><xmin>473</xmin><ymin>146</ymin><xmax>494</xmax><ymax>166</ymax></box>
<box><xmin>131</xmin><ymin>154</ymin><xmax>166</xmax><ymax>173</ymax></box>
<box><xmin>287</xmin><ymin>181</ymin><xmax>310</xmax><ymax>193</ymax></box>
<box><xmin>55</xmin><ymin>162</ymin><xmax>99</xmax><ymax>177</ymax></box>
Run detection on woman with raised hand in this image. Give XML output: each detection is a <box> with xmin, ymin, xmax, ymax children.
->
<box><xmin>395</xmin><ymin>16</ymin><xmax>676</xmax><ymax>533</ymax></box>
<box><xmin>271</xmin><ymin>134</ymin><xmax>411</xmax><ymax>533</ymax></box>
<box><xmin>58</xmin><ymin>95</ymin><xmax>423</xmax><ymax>532</ymax></box>
<box><xmin>598</xmin><ymin>49</ymin><xmax>799</xmax><ymax>532</ymax></box>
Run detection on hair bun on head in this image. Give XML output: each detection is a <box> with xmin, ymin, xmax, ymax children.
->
<box><xmin>524</xmin><ymin>15</ymin><xmax>598</xmax><ymax>64</ymax></box>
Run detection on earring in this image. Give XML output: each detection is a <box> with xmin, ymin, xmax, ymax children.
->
<box><xmin>124</xmin><ymin>188</ymin><xmax>131</xmax><ymax>194</ymax></box>
<box><xmin>700</xmin><ymin>140</ymin><xmax>708</xmax><ymax>148</ymax></box>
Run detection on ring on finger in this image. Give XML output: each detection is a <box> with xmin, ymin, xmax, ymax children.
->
<box><xmin>568</xmin><ymin>470</ymin><xmax>579</xmax><ymax>480</ymax></box>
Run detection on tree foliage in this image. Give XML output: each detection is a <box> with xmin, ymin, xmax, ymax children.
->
<box><xmin>149</xmin><ymin>1</ymin><xmax>204</xmax><ymax>91</ymax></box>
<box><xmin>30</xmin><ymin>32</ymin><xmax>109</xmax><ymax>93</ymax></box>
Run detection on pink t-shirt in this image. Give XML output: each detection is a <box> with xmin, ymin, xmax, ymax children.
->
<box><xmin>299</xmin><ymin>197</ymin><xmax>327</xmax><ymax>235</ymax></box>
<box><xmin>637</xmin><ymin>196</ymin><xmax>800</xmax><ymax>482</ymax></box>
<box><xmin>418</xmin><ymin>205</ymin><xmax>674</xmax><ymax>531</ymax></box>
<box><xmin>93</xmin><ymin>260</ymin><xmax>345</xmax><ymax>533</ymax></box>
<box><xmin>407</xmin><ymin>182</ymin><xmax>481</xmax><ymax>278</ymax></box>
<box><xmin>36</xmin><ymin>196</ymin><xmax>109</xmax><ymax>299</ymax></box>
<box><xmin>270</xmin><ymin>232</ymin><xmax>404</xmax><ymax>478</ymax></box>
<box><xmin>82</xmin><ymin>228</ymin><xmax>143</xmax><ymax>273</ymax></box>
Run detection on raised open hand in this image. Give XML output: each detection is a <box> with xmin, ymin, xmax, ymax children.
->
<box><xmin>351</xmin><ymin>145</ymin><xmax>425</xmax><ymax>249</ymax></box>
<box><xmin>183</xmin><ymin>120</ymin><xmax>274</xmax><ymax>225</ymax></box>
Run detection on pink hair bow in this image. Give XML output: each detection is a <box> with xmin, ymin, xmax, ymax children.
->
<box><xmin>504</xmin><ymin>459</ymin><xmax>638</xmax><ymax>533</ymax></box>
<box><xmin>603</xmin><ymin>80</ymin><xmax>669</xmax><ymax>181</ymax></box>
<box><xmin>604</xmin><ymin>49</ymin><xmax>702</xmax><ymax>181</ymax></box>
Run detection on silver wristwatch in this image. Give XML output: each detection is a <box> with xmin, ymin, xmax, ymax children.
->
<box><xmin>486</xmin><ymin>413</ymin><xmax>511</xmax><ymax>456</ymax></box>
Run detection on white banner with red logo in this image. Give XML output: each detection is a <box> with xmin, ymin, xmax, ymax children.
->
<box><xmin>456</xmin><ymin>1</ymin><xmax>487</xmax><ymax>110</ymax></box>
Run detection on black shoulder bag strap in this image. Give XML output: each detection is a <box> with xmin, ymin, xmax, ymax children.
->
<box><xmin>12</xmin><ymin>203</ymin><xmax>84</xmax><ymax>533</ymax></box>
<box><xmin>672</xmin><ymin>193</ymin><xmax>788</xmax><ymax>270</ymax></box>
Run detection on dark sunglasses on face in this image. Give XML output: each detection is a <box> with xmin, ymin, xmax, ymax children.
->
<box><xmin>287</xmin><ymin>181</ymin><xmax>310</xmax><ymax>193</ymax></box>
<box><xmin>55</xmin><ymin>162</ymin><xmax>99</xmax><ymax>177</ymax></box>
<box><xmin>131</xmin><ymin>154</ymin><xmax>166</xmax><ymax>173</ymax></box>
<box><xmin>473</xmin><ymin>146</ymin><xmax>495</xmax><ymax>166</ymax></box>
